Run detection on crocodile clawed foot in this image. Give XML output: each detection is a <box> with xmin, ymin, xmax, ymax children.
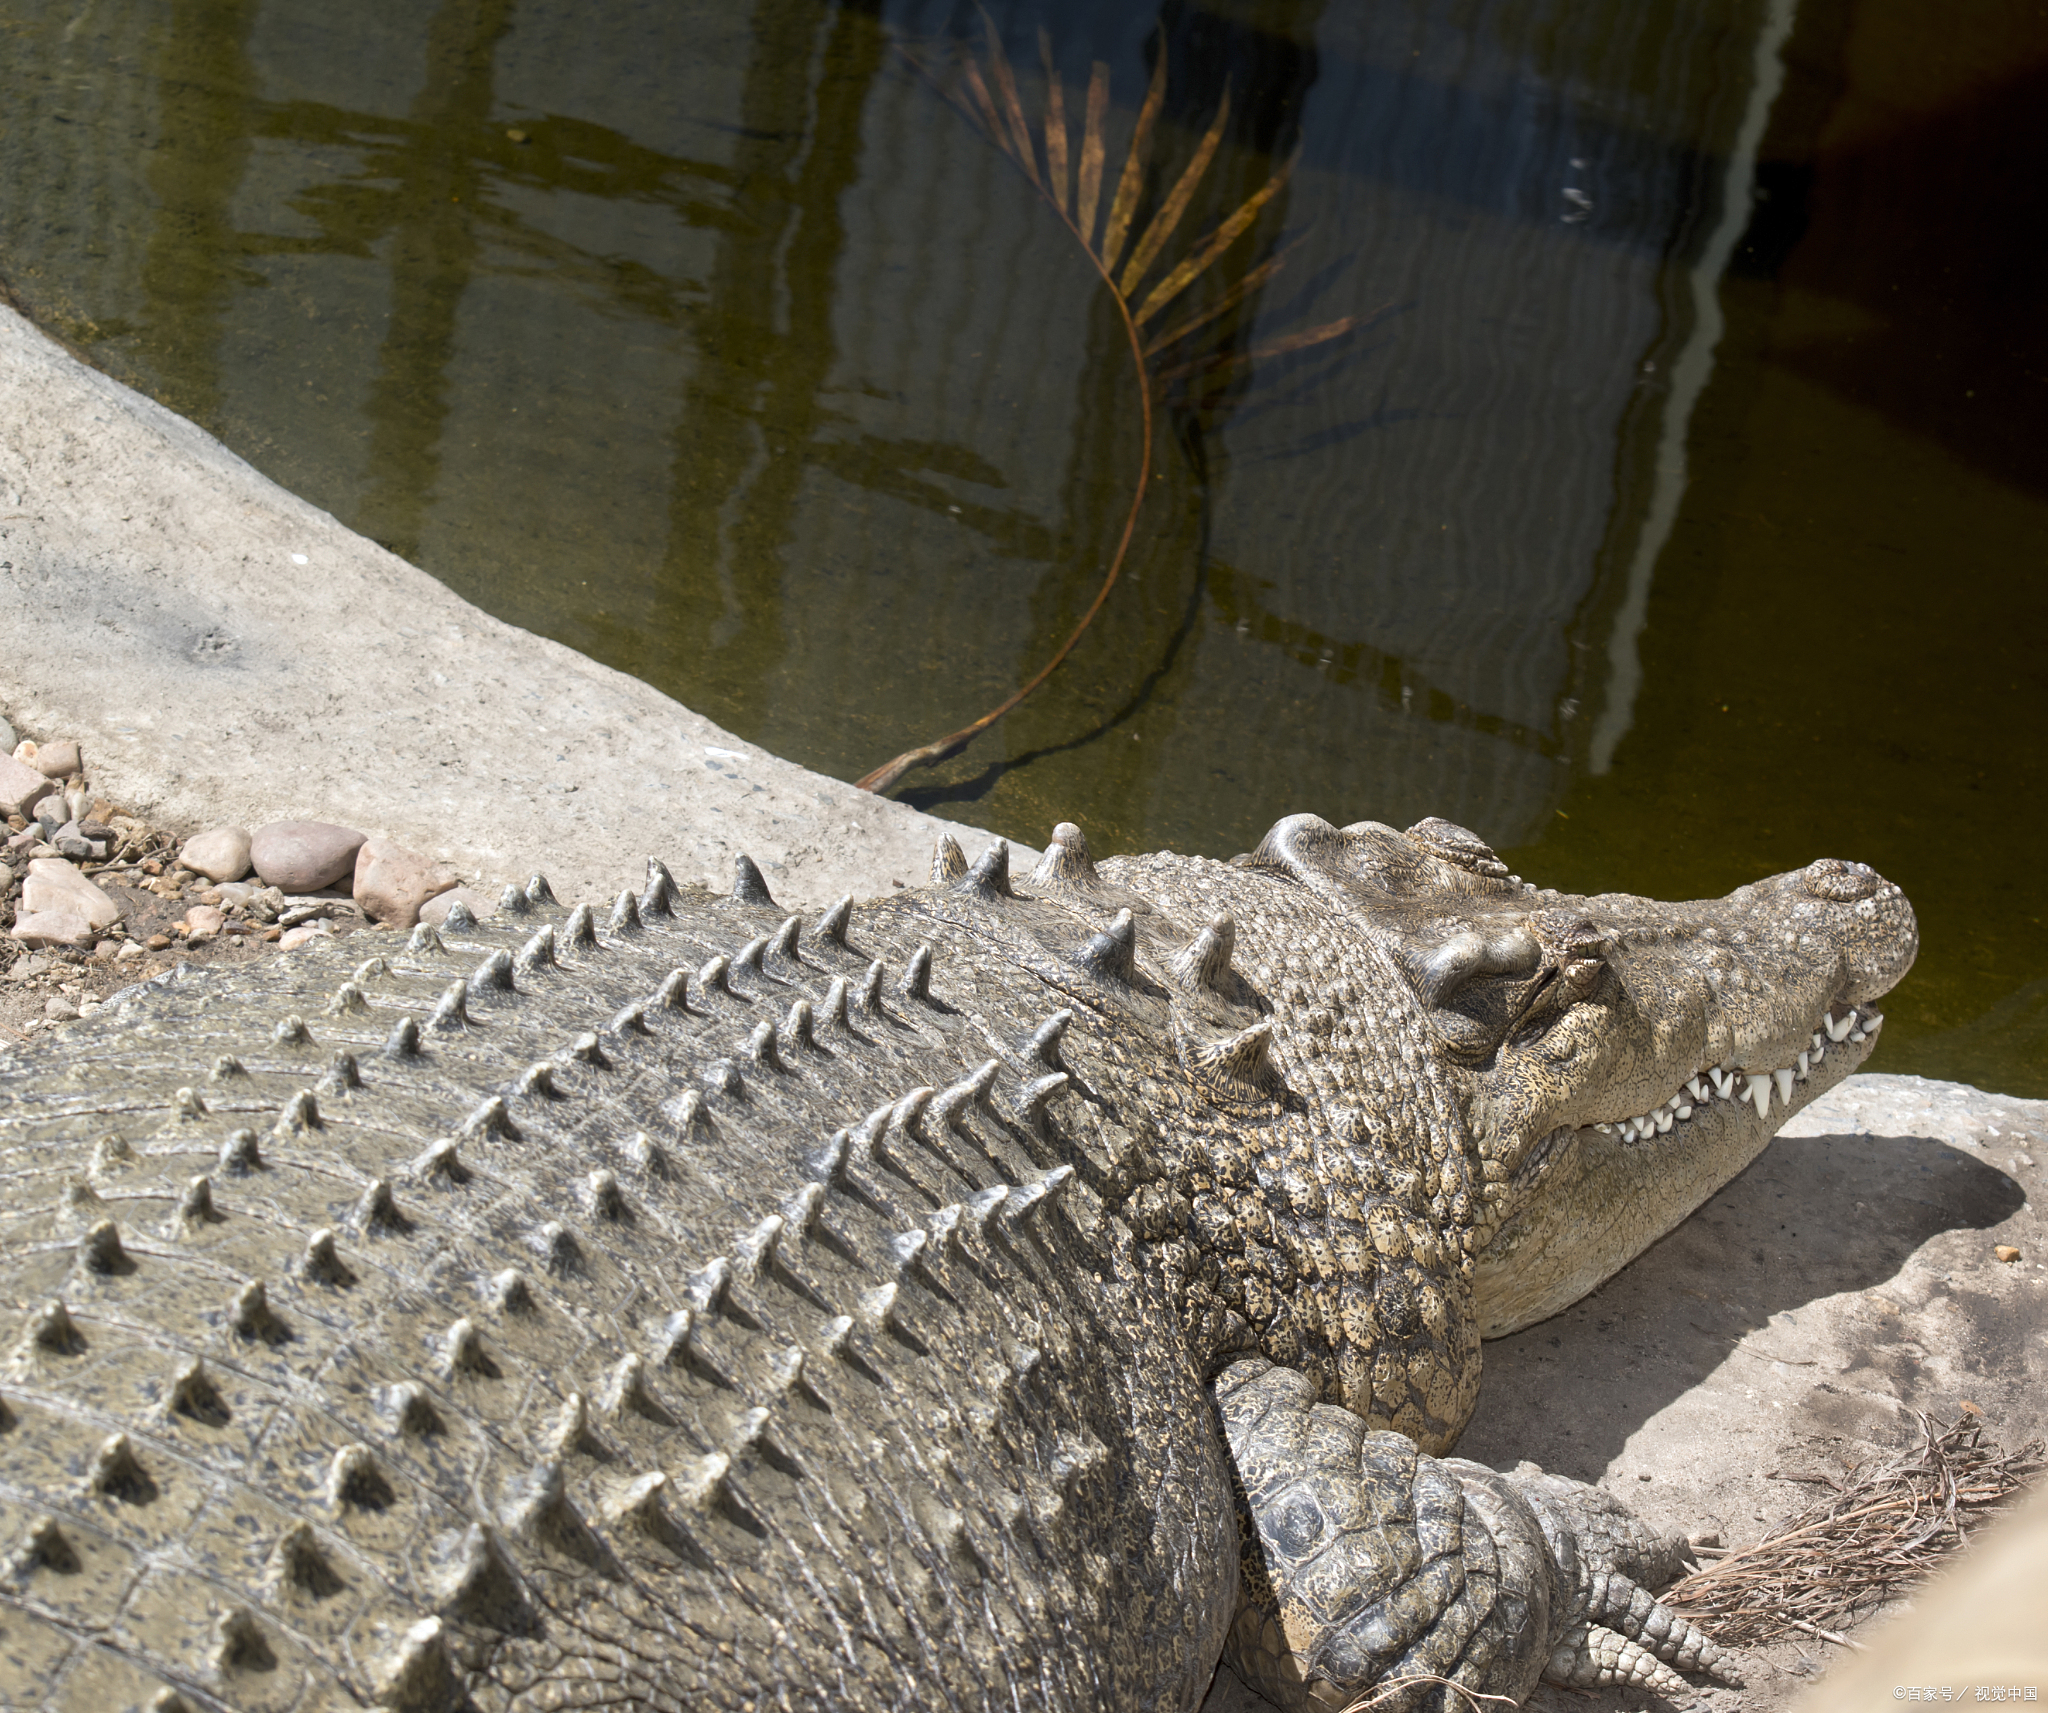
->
<box><xmin>1216</xmin><ymin>1360</ymin><xmax>1742</xmax><ymax>1712</ymax></box>
<box><xmin>1490</xmin><ymin>1464</ymin><xmax>1744</xmax><ymax>1693</ymax></box>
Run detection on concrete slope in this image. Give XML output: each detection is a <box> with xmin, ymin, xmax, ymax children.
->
<box><xmin>0</xmin><ymin>304</ymin><xmax>1032</xmax><ymax>910</ymax></box>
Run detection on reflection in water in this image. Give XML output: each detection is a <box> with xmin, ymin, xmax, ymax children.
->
<box><xmin>356</xmin><ymin>0</ymin><xmax>516</xmax><ymax>565</ymax></box>
<box><xmin>0</xmin><ymin>0</ymin><xmax>2042</xmax><ymax>1095</ymax></box>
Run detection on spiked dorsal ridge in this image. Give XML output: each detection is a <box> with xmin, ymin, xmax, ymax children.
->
<box><xmin>899</xmin><ymin>945</ymin><xmax>935</xmax><ymax>1003</ymax></box>
<box><xmin>1077</xmin><ymin>908</ymin><xmax>1138</xmax><ymax>983</ymax></box>
<box><xmin>1025</xmin><ymin>1009</ymin><xmax>1073</xmax><ymax>1069</ymax></box>
<box><xmin>931</xmin><ymin>833</ymin><xmax>968</xmax><ymax>884</ymax></box>
<box><xmin>1170</xmin><ymin>911</ymin><xmax>1237</xmax><ymax>993</ymax></box>
<box><xmin>730</xmin><ymin>852</ymin><xmax>778</xmax><ymax>910</ymax></box>
<box><xmin>1193</xmin><ymin>1018</ymin><xmax>1280</xmax><ymax>1091</ymax></box>
<box><xmin>816</xmin><ymin>894</ymin><xmax>853</xmax><ymax>945</ymax></box>
<box><xmin>1029</xmin><ymin>820</ymin><xmax>1099</xmax><ymax>890</ymax></box>
<box><xmin>642</xmin><ymin>856</ymin><xmax>677</xmax><ymax>917</ymax></box>
<box><xmin>958</xmin><ymin>840</ymin><xmax>1014</xmax><ymax>899</ymax></box>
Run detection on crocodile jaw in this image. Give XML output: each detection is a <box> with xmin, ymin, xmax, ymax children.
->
<box><xmin>1471</xmin><ymin>1002</ymin><xmax>1883</xmax><ymax>1338</ymax></box>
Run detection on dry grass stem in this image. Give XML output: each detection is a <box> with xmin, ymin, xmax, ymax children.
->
<box><xmin>1662</xmin><ymin>1411</ymin><xmax>2043</xmax><ymax>1649</ymax></box>
<box><xmin>861</xmin><ymin>28</ymin><xmax>1364</xmax><ymax>794</ymax></box>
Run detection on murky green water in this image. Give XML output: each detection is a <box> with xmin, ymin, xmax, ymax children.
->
<box><xmin>3</xmin><ymin>0</ymin><xmax>2043</xmax><ymax>1094</ymax></box>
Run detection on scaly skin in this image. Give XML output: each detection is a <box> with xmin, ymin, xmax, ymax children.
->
<box><xmin>0</xmin><ymin>814</ymin><xmax>1914</xmax><ymax>1713</ymax></box>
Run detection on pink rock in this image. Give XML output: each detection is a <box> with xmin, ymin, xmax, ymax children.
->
<box><xmin>353</xmin><ymin>837</ymin><xmax>460</xmax><ymax>929</ymax></box>
<box><xmin>10</xmin><ymin>908</ymin><xmax>95</xmax><ymax>949</ymax></box>
<box><xmin>0</xmin><ymin>755</ymin><xmax>53</xmax><ymax>819</ymax></box>
<box><xmin>418</xmin><ymin>886</ymin><xmax>494</xmax><ymax>928</ymax></box>
<box><xmin>277</xmin><ymin>923</ymin><xmax>332</xmax><ymax>951</ymax></box>
<box><xmin>250</xmin><ymin>820</ymin><xmax>366</xmax><ymax>892</ymax></box>
<box><xmin>23</xmin><ymin>858</ymin><xmax>122</xmax><ymax>931</ymax></box>
<box><xmin>184</xmin><ymin>905</ymin><xmax>227</xmax><ymax>943</ymax></box>
<box><xmin>180</xmin><ymin>825</ymin><xmax>252</xmax><ymax>884</ymax></box>
<box><xmin>31</xmin><ymin>740</ymin><xmax>80</xmax><ymax>779</ymax></box>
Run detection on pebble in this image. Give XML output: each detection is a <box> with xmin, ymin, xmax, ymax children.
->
<box><xmin>0</xmin><ymin>754</ymin><xmax>53</xmax><ymax>819</ymax></box>
<box><xmin>277</xmin><ymin>922</ymin><xmax>333</xmax><ymax>952</ymax></box>
<box><xmin>23</xmin><ymin>858</ymin><xmax>122</xmax><ymax>931</ymax></box>
<box><xmin>29</xmin><ymin>739</ymin><xmax>80</xmax><ymax>779</ymax></box>
<box><xmin>419</xmin><ymin>885</ymin><xmax>493</xmax><ymax>927</ymax></box>
<box><xmin>145</xmin><ymin>935</ymin><xmax>171</xmax><ymax>951</ymax></box>
<box><xmin>184</xmin><ymin>905</ymin><xmax>227</xmax><ymax>944</ymax></box>
<box><xmin>0</xmin><ymin>863</ymin><xmax>12</xmax><ymax>893</ymax></box>
<box><xmin>353</xmin><ymin>836</ymin><xmax>459</xmax><ymax>929</ymax></box>
<box><xmin>0</xmin><ymin>717</ymin><xmax>15</xmax><ymax>752</ymax></box>
<box><xmin>11</xmin><ymin>909</ymin><xmax>95</xmax><ymax>949</ymax></box>
<box><xmin>115</xmin><ymin>941</ymin><xmax>144</xmax><ymax>962</ymax></box>
<box><xmin>52</xmin><ymin>827</ymin><xmax>95</xmax><ymax>861</ymax></box>
<box><xmin>250</xmin><ymin>820</ymin><xmax>367</xmax><ymax>892</ymax></box>
<box><xmin>181</xmin><ymin>824</ymin><xmax>253</xmax><ymax>883</ymax></box>
<box><xmin>43</xmin><ymin>997</ymin><xmax>78</xmax><ymax>1021</ymax></box>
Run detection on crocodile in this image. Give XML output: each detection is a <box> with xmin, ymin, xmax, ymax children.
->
<box><xmin>0</xmin><ymin>811</ymin><xmax>1917</xmax><ymax>1713</ymax></box>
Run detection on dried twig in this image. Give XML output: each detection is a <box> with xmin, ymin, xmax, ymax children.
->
<box><xmin>1663</xmin><ymin>1411</ymin><xmax>2043</xmax><ymax>1649</ymax></box>
<box><xmin>859</xmin><ymin>27</ymin><xmax>1361</xmax><ymax>795</ymax></box>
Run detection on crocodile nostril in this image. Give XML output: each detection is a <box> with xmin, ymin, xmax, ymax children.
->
<box><xmin>1802</xmin><ymin>858</ymin><xmax>1881</xmax><ymax>903</ymax></box>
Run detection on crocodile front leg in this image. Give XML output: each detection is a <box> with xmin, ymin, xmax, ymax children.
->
<box><xmin>1215</xmin><ymin>1358</ymin><xmax>1742</xmax><ymax>1711</ymax></box>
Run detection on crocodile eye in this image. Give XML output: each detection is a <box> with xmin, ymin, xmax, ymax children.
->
<box><xmin>1404</xmin><ymin>817</ymin><xmax>1511</xmax><ymax>880</ymax></box>
<box><xmin>1803</xmin><ymin>858</ymin><xmax>1880</xmax><ymax>903</ymax></box>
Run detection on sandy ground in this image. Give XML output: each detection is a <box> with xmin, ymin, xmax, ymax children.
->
<box><xmin>3</xmin><ymin>294</ymin><xmax>2039</xmax><ymax>1708</ymax></box>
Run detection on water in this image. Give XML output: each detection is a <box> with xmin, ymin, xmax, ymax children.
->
<box><xmin>3</xmin><ymin>0</ymin><xmax>2043</xmax><ymax>1095</ymax></box>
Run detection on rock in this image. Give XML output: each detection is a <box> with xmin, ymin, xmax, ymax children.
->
<box><xmin>43</xmin><ymin>996</ymin><xmax>78</xmax><ymax>1021</ymax></box>
<box><xmin>181</xmin><ymin>824</ymin><xmax>253</xmax><ymax>883</ymax></box>
<box><xmin>216</xmin><ymin>880</ymin><xmax>258</xmax><ymax>908</ymax></box>
<box><xmin>0</xmin><ymin>864</ymin><xmax>12</xmax><ymax>893</ymax></box>
<box><xmin>250</xmin><ymin>820</ymin><xmax>366</xmax><ymax>891</ymax></box>
<box><xmin>115</xmin><ymin>941</ymin><xmax>144</xmax><ymax>962</ymax></box>
<box><xmin>91</xmin><ymin>941</ymin><xmax>119</xmax><ymax>962</ymax></box>
<box><xmin>184</xmin><ymin>905</ymin><xmax>227</xmax><ymax>944</ymax></box>
<box><xmin>0</xmin><ymin>717</ymin><xmax>16</xmax><ymax>752</ymax></box>
<box><xmin>23</xmin><ymin>858</ymin><xmax>122</xmax><ymax>931</ymax></box>
<box><xmin>353</xmin><ymin>837</ymin><xmax>460</xmax><ymax>929</ymax></box>
<box><xmin>277</xmin><ymin>923</ymin><xmax>333</xmax><ymax>951</ymax></box>
<box><xmin>31</xmin><ymin>739</ymin><xmax>80</xmax><ymax>779</ymax></box>
<box><xmin>418</xmin><ymin>886</ymin><xmax>493</xmax><ymax>927</ymax></box>
<box><xmin>144</xmin><ymin>934</ymin><xmax>171</xmax><ymax>951</ymax></box>
<box><xmin>11</xmin><ymin>910</ymin><xmax>96</xmax><ymax>950</ymax></box>
<box><xmin>53</xmin><ymin>827</ymin><xmax>93</xmax><ymax>861</ymax></box>
<box><xmin>1995</xmin><ymin>1245</ymin><xmax>2022</xmax><ymax>1263</ymax></box>
<box><xmin>0</xmin><ymin>755</ymin><xmax>53</xmax><ymax>819</ymax></box>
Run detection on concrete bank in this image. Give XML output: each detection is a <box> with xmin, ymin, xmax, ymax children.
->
<box><xmin>0</xmin><ymin>303</ymin><xmax>1031</xmax><ymax>914</ymax></box>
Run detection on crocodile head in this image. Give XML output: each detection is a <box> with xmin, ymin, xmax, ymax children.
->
<box><xmin>1240</xmin><ymin>814</ymin><xmax>1919</xmax><ymax>1340</ymax></box>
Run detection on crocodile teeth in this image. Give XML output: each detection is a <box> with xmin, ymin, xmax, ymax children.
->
<box><xmin>1745</xmin><ymin>1074</ymin><xmax>1773</xmax><ymax>1119</ymax></box>
<box><xmin>1675</xmin><ymin>1104</ymin><xmax>1693</xmax><ymax>1120</ymax></box>
<box><xmin>1774</xmin><ymin>1068</ymin><xmax>1795</xmax><ymax>1105</ymax></box>
<box><xmin>1654</xmin><ymin>1110</ymin><xmax>1673</xmax><ymax>1134</ymax></box>
<box><xmin>1709</xmin><ymin>1069</ymin><xmax>1735</xmax><ymax>1100</ymax></box>
<box><xmin>1826</xmin><ymin>1010</ymin><xmax>1856</xmax><ymax>1043</ymax></box>
<box><xmin>1797</xmin><ymin>1050</ymin><xmax>1811</xmax><ymax>1076</ymax></box>
<box><xmin>1686</xmin><ymin>1077</ymin><xmax>1704</xmax><ymax>1102</ymax></box>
